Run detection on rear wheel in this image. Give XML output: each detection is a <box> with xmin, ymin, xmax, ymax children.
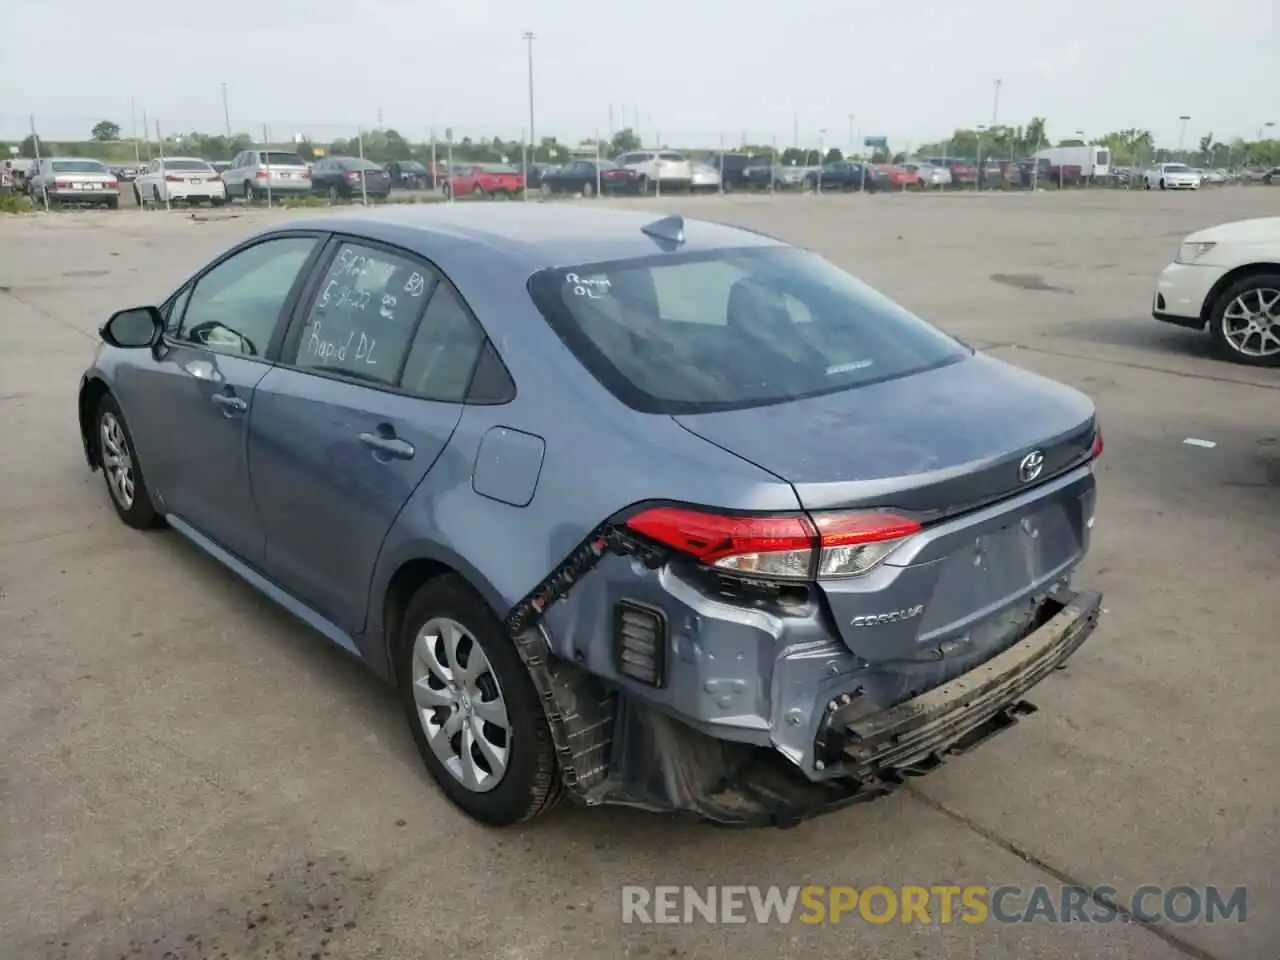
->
<box><xmin>472</xmin><ymin>185</ymin><xmax>486</xmax><ymax>199</ymax></box>
<box><xmin>582</xmin><ymin>181</ymin><xmax>595</xmax><ymax>198</ymax></box>
<box><xmin>397</xmin><ymin>576</ymin><xmax>562</xmax><ymax>825</ymax></box>
<box><xmin>442</xmin><ymin>182</ymin><xmax>453</xmax><ymax>199</ymax></box>
<box><xmin>1159</xmin><ymin>179</ymin><xmax>1166</xmax><ymax>190</ymax></box>
<box><xmin>105</xmin><ymin>197</ymin><xmax>118</xmax><ymax>210</ymax></box>
<box><xmin>1207</xmin><ymin>273</ymin><xmax>1280</xmax><ymax>367</ymax></box>
<box><xmin>327</xmin><ymin>184</ymin><xmax>340</xmax><ymax>205</ymax></box>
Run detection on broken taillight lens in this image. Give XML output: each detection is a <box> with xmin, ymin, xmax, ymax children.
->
<box><xmin>623</xmin><ymin>507</ymin><xmax>921</xmax><ymax>581</ymax></box>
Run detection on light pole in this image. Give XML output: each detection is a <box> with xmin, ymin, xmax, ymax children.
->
<box><xmin>522</xmin><ymin>31</ymin><xmax>536</xmax><ymax>163</ymax></box>
<box><xmin>221</xmin><ymin>83</ymin><xmax>231</xmax><ymax>140</ymax></box>
<box><xmin>991</xmin><ymin>78</ymin><xmax>1002</xmax><ymax>128</ymax></box>
<box><xmin>1177</xmin><ymin>115</ymin><xmax>1190</xmax><ymax>158</ymax></box>
<box><xmin>976</xmin><ymin>124</ymin><xmax>986</xmax><ymax>191</ymax></box>
<box><xmin>847</xmin><ymin>114</ymin><xmax>854</xmax><ymax>157</ymax></box>
<box><xmin>817</xmin><ymin>128</ymin><xmax>826</xmax><ymax>191</ymax></box>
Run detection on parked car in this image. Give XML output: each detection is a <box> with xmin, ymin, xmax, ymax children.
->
<box><xmin>3</xmin><ymin>157</ymin><xmax>36</xmax><ymax>193</ymax></box>
<box><xmin>1263</xmin><ymin>167</ymin><xmax>1279</xmax><ymax>185</ymax></box>
<box><xmin>743</xmin><ymin>163</ymin><xmax>806</xmax><ymax>190</ymax></box>
<box><xmin>1152</xmin><ymin>216</ymin><xmax>1280</xmax><ymax>366</ymax></box>
<box><xmin>221</xmin><ymin>149</ymin><xmax>312</xmax><ymax>202</ymax></box>
<box><xmin>708</xmin><ymin>153</ymin><xmax>771</xmax><ymax>191</ymax></box>
<box><xmin>804</xmin><ymin>161</ymin><xmax>880</xmax><ymax>192</ymax></box>
<box><xmin>77</xmin><ymin>205</ymin><xmax>1103</xmax><ymax>827</ymax></box>
<box><xmin>110</xmin><ymin>165</ymin><xmax>139</xmax><ymax>182</ymax></box>
<box><xmin>902</xmin><ymin>161</ymin><xmax>951</xmax><ymax>187</ymax></box>
<box><xmin>134</xmin><ymin>157</ymin><xmax>227</xmax><ymax>207</ymax></box>
<box><xmin>310</xmin><ymin>156</ymin><xmax>392</xmax><ymax>202</ymax></box>
<box><xmin>1144</xmin><ymin>163</ymin><xmax>1200</xmax><ymax>190</ymax></box>
<box><xmin>538</xmin><ymin>159</ymin><xmax>640</xmax><ymax>197</ymax></box>
<box><xmin>517</xmin><ymin>162</ymin><xmax>556</xmax><ymax>190</ymax></box>
<box><xmin>612</xmin><ymin>150</ymin><xmax>694</xmax><ymax>193</ymax></box>
<box><xmin>443</xmin><ymin>163</ymin><xmax>525</xmax><ymax>199</ymax></box>
<box><xmin>27</xmin><ymin>157</ymin><xmax>120</xmax><ymax>208</ymax></box>
<box><xmin>921</xmin><ymin>158</ymin><xmax>978</xmax><ymax>185</ymax></box>
<box><xmin>690</xmin><ymin>161</ymin><xmax>723</xmax><ymax>192</ymax></box>
<box><xmin>210</xmin><ymin>161</ymin><xmax>232</xmax><ymax>176</ymax></box>
<box><xmin>385</xmin><ymin>160</ymin><xmax>434</xmax><ymax>189</ymax></box>
<box><xmin>877</xmin><ymin>164</ymin><xmax>922</xmax><ymax>188</ymax></box>
<box><xmin>1202</xmin><ymin>169</ymin><xmax>1227</xmax><ymax>185</ymax></box>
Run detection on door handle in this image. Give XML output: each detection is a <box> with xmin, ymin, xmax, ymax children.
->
<box><xmin>211</xmin><ymin>393</ymin><xmax>247</xmax><ymax>412</ymax></box>
<box><xmin>359</xmin><ymin>432</ymin><xmax>415</xmax><ymax>460</ymax></box>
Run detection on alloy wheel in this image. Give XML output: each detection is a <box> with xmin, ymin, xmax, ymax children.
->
<box><xmin>99</xmin><ymin>411</ymin><xmax>136</xmax><ymax>509</ymax></box>
<box><xmin>410</xmin><ymin>617</ymin><xmax>511</xmax><ymax>793</ymax></box>
<box><xmin>1222</xmin><ymin>286</ymin><xmax>1280</xmax><ymax>358</ymax></box>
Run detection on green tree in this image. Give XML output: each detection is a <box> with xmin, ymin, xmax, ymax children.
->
<box><xmin>823</xmin><ymin>147</ymin><xmax>844</xmax><ymax>163</ymax></box>
<box><xmin>19</xmin><ymin>134</ymin><xmax>44</xmax><ymax>158</ymax></box>
<box><xmin>91</xmin><ymin>120</ymin><xmax>121</xmax><ymax>142</ymax></box>
<box><xmin>609</xmin><ymin>128</ymin><xmax>641</xmax><ymax>154</ymax></box>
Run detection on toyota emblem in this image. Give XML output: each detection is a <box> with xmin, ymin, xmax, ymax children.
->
<box><xmin>1018</xmin><ymin>450</ymin><xmax>1045</xmax><ymax>483</ymax></box>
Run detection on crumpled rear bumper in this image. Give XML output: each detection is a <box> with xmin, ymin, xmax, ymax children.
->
<box><xmin>531</xmin><ymin>588</ymin><xmax>1102</xmax><ymax>827</ymax></box>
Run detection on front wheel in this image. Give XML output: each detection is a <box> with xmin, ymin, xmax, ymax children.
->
<box><xmin>472</xmin><ymin>185</ymin><xmax>486</xmax><ymax>199</ymax></box>
<box><xmin>95</xmin><ymin>394</ymin><xmax>163</xmax><ymax>529</ymax></box>
<box><xmin>582</xmin><ymin>181</ymin><xmax>595</xmax><ymax>198</ymax></box>
<box><xmin>397</xmin><ymin>576</ymin><xmax>562</xmax><ymax>826</ymax></box>
<box><xmin>1159</xmin><ymin>179</ymin><xmax>1166</xmax><ymax>190</ymax></box>
<box><xmin>1207</xmin><ymin>273</ymin><xmax>1280</xmax><ymax>367</ymax></box>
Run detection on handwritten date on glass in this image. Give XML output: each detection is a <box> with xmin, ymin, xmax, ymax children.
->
<box><xmin>318</xmin><ymin>279</ymin><xmax>373</xmax><ymax>313</ymax></box>
<box><xmin>566</xmin><ymin>272</ymin><xmax>610</xmax><ymax>299</ymax></box>
<box><xmin>306</xmin><ymin>319</ymin><xmax>379</xmax><ymax>367</ymax></box>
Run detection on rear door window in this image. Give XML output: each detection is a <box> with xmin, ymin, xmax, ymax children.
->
<box><xmin>289</xmin><ymin>241</ymin><xmax>439</xmax><ymax>387</ymax></box>
<box><xmin>527</xmin><ymin>246</ymin><xmax>967</xmax><ymax>414</ymax></box>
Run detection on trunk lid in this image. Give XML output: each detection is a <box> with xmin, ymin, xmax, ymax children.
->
<box><xmin>675</xmin><ymin>353</ymin><xmax>1098</xmax><ymax>663</ymax></box>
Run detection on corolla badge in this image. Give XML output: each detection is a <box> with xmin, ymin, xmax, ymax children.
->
<box><xmin>850</xmin><ymin>605</ymin><xmax>925</xmax><ymax>628</ymax></box>
<box><xmin>1018</xmin><ymin>449</ymin><xmax>1045</xmax><ymax>483</ymax></box>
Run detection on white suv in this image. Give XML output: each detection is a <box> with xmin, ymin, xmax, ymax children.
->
<box><xmin>612</xmin><ymin>150</ymin><xmax>694</xmax><ymax>193</ymax></box>
<box><xmin>1144</xmin><ymin>163</ymin><xmax>1201</xmax><ymax>190</ymax></box>
<box><xmin>222</xmin><ymin>149</ymin><xmax>313</xmax><ymax>202</ymax></box>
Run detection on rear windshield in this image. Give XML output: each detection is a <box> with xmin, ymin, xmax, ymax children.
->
<box><xmin>261</xmin><ymin>152</ymin><xmax>306</xmax><ymax>166</ymax></box>
<box><xmin>162</xmin><ymin>160</ymin><xmax>212</xmax><ymax>171</ymax></box>
<box><xmin>338</xmin><ymin>157</ymin><xmax>383</xmax><ymax>170</ymax></box>
<box><xmin>479</xmin><ymin>164</ymin><xmax>518</xmax><ymax>174</ymax></box>
<box><xmin>52</xmin><ymin>160</ymin><xmax>107</xmax><ymax>173</ymax></box>
<box><xmin>527</xmin><ymin>247</ymin><xmax>968</xmax><ymax>414</ymax></box>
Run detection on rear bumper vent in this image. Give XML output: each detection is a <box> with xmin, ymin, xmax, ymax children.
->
<box><xmin>613</xmin><ymin>600</ymin><xmax>667</xmax><ymax>687</ymax></box>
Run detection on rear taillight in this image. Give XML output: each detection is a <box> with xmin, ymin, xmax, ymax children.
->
<box><xmin>165</xmin><ymin>175</ymin><xmax>183</xmax><ymax>182</ymax></box>
<box><xmin>55</xmin><ymin>179</ymin><xmax>71</xmax><ymax>188</ymax></box>
<box><xmin>624</xmin><ymin>506</ymin><xmax>922</xmax><ymax>581</ymax></box>
<box><xmin>104</xmin><ymin>179</ymin><xmax>118</xmax><ymax>189</ymax></box>
<box><xmin>1090</xmin><ymin>426</ymin><xmax>1104</xmax><ymax>459</ymax></box>
<box><xmin>255</xmin><ymin>170</ymin><xmax>269</xmax><ymax>179</ymax></box>
<box><xmin>346</xmin><ymin>171</ymin><xmax>361</xmax><ymax>181</ymax></box>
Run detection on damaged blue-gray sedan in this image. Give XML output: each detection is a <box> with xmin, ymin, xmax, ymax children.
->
<box><xmin>78</xmin><ymin>205</ymin><xmax>1103</xmax><ymax>827</ymax></box>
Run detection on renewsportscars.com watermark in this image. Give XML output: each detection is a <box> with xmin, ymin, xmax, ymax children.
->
<box><xmin>621</xmin><ymin>885</ymin><xmax>1247</xmax><ymax>926</ymax></box>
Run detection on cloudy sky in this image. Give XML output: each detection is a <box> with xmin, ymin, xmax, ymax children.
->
<box><xmin>1</xmin><ymin>0</ymin><xmax>1275</xmax><ymax>148</ymax></box>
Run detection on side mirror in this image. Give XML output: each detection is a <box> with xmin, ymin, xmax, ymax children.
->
<box><xmin>100</xmin><ymin>306</ymin><xmax>163</xmax><ymax>349</ymax></box>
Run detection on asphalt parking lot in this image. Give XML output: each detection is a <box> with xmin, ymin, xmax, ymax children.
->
<box><xmin>2</xmin><ymin>189</ymin><xmax>1278</xmax><ymax>960</ymax></box>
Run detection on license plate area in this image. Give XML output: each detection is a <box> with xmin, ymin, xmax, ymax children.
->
<box><xmin>914</xmin><ymin>502</ymin><xmax>1080</xmax><ymax>637</ymax></box>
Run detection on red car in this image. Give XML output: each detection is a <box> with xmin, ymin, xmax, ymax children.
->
<box><xmin>877</xmin><ymin>164</ymin><xmax>922</xmax><ymax>188</ymax></box>
<box><xmin>444</xmin><ymin>163</ymin><xmax>526</xmax><ymax>199</ymax></box>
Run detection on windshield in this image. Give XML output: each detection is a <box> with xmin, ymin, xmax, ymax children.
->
<box><xmin>400</xmin><ymin>161</ymin><xmax>426</xmax><ymax>172</ymax></box>
<box><xmin>52</xmin><ymin>160</ymin><xmax>107</xmax><ymax>173</ymax></box>
<box><xmin>1165</xmin><ymin>164</ymin><xmax>1190</xmax><ymax>172</ymax></box>
<box><xmin>527</xmin><ymin>246</ymin><xmax>968</xmax><ymax>415</ymax></box>
<box><xmin>479</xmin><ymin>164</ymin><xmax>518</xmax><ymax>174</ymax></box>
<box><xmin>162</xmin><ymin>160</ymin><xmax>212</xmax><ymax>171</ymax></box>
<box><xmin>1096</xmin><ymin>149</ymin><xmax>1111</xmax><ymax>165</ymax></box>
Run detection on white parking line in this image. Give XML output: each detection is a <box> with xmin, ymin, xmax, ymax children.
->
<box><xmin>1182</xmin><ymin>438</ymin><xmax>1217</xmax><ymax>448</ymax></box>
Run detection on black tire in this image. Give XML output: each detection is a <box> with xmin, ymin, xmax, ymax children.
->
<box><xmin>243</xmin><ymin>182</ymin><xmax>255</xmax><ymax>203</ymax></box>
<box><xmin>472</xmin><ymin>185</ymin><xmax>485</xmax><ymax>199</ymax></box>
<box><xmin>327</xmin><ymin>183</ymin><xmax>340</xmax><ymax>205</ymax></box>
<box><xmin>582</xmin><ymin>180</ymin><xmax>594</xmax><ymax>198</ymax></box>
<box><xmin>540</xmin><ymin>182</ymin><xmax>553</xmax><ymax>198</ymax></box>
<box><xmin>397</xmin><ymin>575</ymin><xmax>562</xmax><ymax>825</ymax></box>
<box><xmin>105</xmin><ymin>198</ymin><xmax>119</xmax><ymax>210</ymax></box>
<box><xmin>133</xmin><ymin>185</ymin><xmax>141</xmax><ymax>206</ymax></box>
<box><xmin>1207</xmin><ymin>272</ymin><xmax>1280</xmax><ymax>368</ymax></box>
<box><xmin>637</xmin><ymin>175</ymin><xmax>649</xmax><ymax>194</ymax></box>
<box><xmin>1159</xmin><ymin>179</ymin><xmax>1166</xmax><ymax>190</ymax></box>
<box><xmin>95</xmin><ymin>393</ymin><xmax>163</xmax><ymax>529</ymax></box>
<box><xmin>442</xmin><ymin>182</ymin><xmax>453</xmax><ymax>199</ymax></box>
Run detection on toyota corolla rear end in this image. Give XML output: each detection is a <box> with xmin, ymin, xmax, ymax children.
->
<box><xmin>522</xmin><ymin>237</ymin><xmax>1103</xmax><ymax>825</ymax></box>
